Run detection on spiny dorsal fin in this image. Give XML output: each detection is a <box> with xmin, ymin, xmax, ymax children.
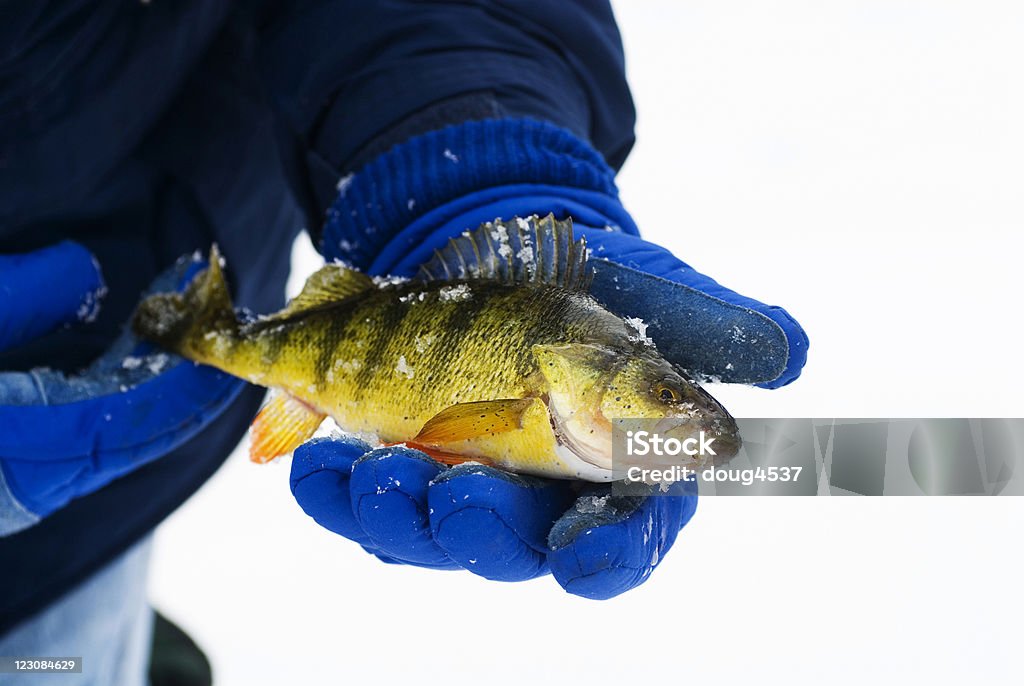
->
<box><xmin>270</xmin><ymin>263</ymin><xmax>372</xmax><ymax>321</ymax></box>
<box><xmin>417</xmin><ymin>214</ymin><xmax>592</xmax><ymax>291</ymax></box>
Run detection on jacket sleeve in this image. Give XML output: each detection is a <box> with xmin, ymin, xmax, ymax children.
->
<box><xmin>0</xmin><ymin>465</ymin><xmax>39</xmax><ymax>536</ymax></box>
<box><xmin>253</xmin><ymin>0</ymin><xmax>636</xmax><ymax>222</ymax></box>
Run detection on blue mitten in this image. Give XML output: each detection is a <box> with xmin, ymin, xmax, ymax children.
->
<box><xmin>0</xmin><ymin>243</ymin><xmax>247</xmax><ymax>534</ymax></box>
<box><xmin>291</xmin><ymin>119</ymin><xmax>808</xmax><ymax>598</ymax></box>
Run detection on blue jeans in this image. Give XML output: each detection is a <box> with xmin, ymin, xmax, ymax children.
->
<box><xmin>0</xmin><ymin>536</ymin><xmax>154</xmax><ymax>685</ymax></box>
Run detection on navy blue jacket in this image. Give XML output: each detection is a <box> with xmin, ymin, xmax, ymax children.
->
<box><xmin>0</xmin><ymin>0</ymin><xmax>634</xmax><ymax>631</ymax></box>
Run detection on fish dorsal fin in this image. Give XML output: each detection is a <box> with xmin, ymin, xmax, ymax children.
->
<box><xmin>417</xmin><ymin>214</ymin><xmax>592</xmax><ymax>291</ymax></box>
<box><xmin>267</xmin><ymin>263</ymin><xmax>373</xmax><ymax>322</ymax></box>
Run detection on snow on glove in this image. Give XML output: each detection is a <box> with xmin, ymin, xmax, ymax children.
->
<box><xmin>292</xmin><ymin>436</ymin><xmax>698</xmax><ymax>599</ymax></box>
<box><xmin>0</xmin><ymin>244</ymin><xmax>247</xmax><ymax>534</ymax></box>
<box><xmin>290</xmin><ymin>118</ymin><xmax>807</xmax><ymax>599</ymax></box>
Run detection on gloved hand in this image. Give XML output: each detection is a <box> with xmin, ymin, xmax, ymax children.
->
<box><xmin>0</xmin><ymin>242</ymin><xmax>247</xmax><ymax>535</ymax></box>
<box><xmin>291</xmin><ymin>119</ymin><xmax>808</xmax><ymax>599</ymax></box>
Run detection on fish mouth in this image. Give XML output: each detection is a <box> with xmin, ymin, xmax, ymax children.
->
<box><xmin>649</xmin><ymin>413</ymin><xmax>742</xmax><ymax>467</ymax></box>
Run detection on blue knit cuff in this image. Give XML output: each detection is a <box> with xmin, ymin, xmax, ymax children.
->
<box><xmin>321</xmin><ymin>118</ymin><xmax>636</xmax><ymax>271</ymax></box>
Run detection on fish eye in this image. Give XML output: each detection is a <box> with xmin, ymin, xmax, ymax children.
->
<box><xmin>653</xmin><ymin>381</ymin><xmax>682</xmax><ymax>404</ymax></box>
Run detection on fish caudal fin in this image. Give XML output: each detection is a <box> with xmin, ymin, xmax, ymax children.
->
<box><xmin>249</xmin><ymin>393</ymin><xmax>326</xmax><ymax>463</ymax></box>
<box><xmin>132</xmin><ymin>245</ymin><xmax>239</xmax><ymax>359</ymax></box>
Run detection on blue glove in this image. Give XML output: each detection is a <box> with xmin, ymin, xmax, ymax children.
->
<box><xmin>291</xmin><ymin>119</ymin><xmax>808</xmax><ymax>599</ymax></box>
<box><xmin>0</xmin><ymin>242</ymin><xmax>247</xmax><ymax>535</ymax></box>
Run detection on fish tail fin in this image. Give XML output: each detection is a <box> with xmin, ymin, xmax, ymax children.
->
<box><xmin>132</xmin><ymin>245</ymin><xmax>239</xmax><ymax>359</ymax></box>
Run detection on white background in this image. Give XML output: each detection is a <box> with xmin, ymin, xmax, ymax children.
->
<box><xmin>152</xmin><ymin>2</ymin><xmax>1023</xmax><ymax>683</ymax></box>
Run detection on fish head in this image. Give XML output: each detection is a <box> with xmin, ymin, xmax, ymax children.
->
<box><xmin>601</xmin><ymin>352</ymin><xmax>741</xmax><ymax>466</ymax></box>
<box><xmin>533</xmin><ymin>344</ymin><xmax>740</xmax><ymax>477</ymax></box>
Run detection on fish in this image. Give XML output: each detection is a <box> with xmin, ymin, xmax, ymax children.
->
<box><xmin>132</xmin><ymin>214</ymin><xmax>740</xmax><ymax>481</ymax></box>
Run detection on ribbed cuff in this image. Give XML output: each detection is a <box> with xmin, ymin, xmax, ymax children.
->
<box><xmin>321</xmin><ymin>118</ymin><xmax>633</xmax><ymax>270</ymax></box>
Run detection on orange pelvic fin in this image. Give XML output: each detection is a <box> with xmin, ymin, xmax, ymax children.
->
<box><xmin>249</xmin><ymin>392</ymin><xmax>326</xmax><ymax>464</ymax></box>
<box><xmin>382</xmin><ymin>441</ymin><xmax>495</xmax><ymax>468</ymax></box>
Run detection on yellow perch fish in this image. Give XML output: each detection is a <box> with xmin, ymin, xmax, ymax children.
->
<box><xmin>132</xmin><ymin>215</ymin><xmax>739</xmax><ymax>481</ymax></box>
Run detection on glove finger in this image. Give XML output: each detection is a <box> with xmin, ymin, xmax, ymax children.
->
<box><xmin>427</xmin><ymin>464</ymin><xmax>575</xmax><ymax>582</ymax></box>
<box><xmin>547</xmin><ymin>480</ymin><xmax>698</xmax><ymax>600</ymax></box>
<box><xmin>0</xmin><ymin>241</ymin><xmax>106</xmax><ymax>352</ymax></box>
<box><xmin>0</xmin><ymin>250</ymin><xmax>220</xmax><ymax>408</ymax></box>
<box><xmin>349</xmin><ymin>447</ymin><xmax>459</xmax><ymax>569</ymax></box>
<box><xmin>291</xmin><ymin>436</ymin><xmax>375</xmax><ymax>545</ymax></box>
<box><xmin>0</xmin><ymin>361</ymin><xmax>245</xmax><ymax>517</ymax></box>
<box><xmin>0</xmin><ymin>251</ymin><xmax>251</xmax><ymax>516</ymax></box>
<box><xmin>578</xmin><ymin>227</ymin><xmax>808</xmax><ymax>389</ymax></box>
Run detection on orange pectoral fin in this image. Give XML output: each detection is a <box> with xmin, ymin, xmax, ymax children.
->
<box><xmin>413</xmin><ymin>398</ymin><xmax>536</xmax><ymax>445</ymax></box>
<box><xmin>249</xmin><ymin>393</ymin><xmax>326</xmax><ymax>464</ymax></box>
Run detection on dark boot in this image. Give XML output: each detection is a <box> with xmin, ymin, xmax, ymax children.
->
<box><xmin>148</xmin><ymin>611</ymin><xmax>212</xmax><ymax>686</ymax></box>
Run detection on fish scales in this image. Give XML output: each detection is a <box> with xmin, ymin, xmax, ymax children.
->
<box><xmin>132</xmin><ymin>215</ymin><xmax>740</xmax><ymax>480</ymax></box>
<box><xmin>220</xmin><ymin>280</ymin><xmax>625</xmax><ymax>443</ymax></box>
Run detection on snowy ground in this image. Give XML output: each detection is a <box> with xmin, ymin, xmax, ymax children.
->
<box><xmin>151</xmin><ymin>2</ymin><xmax>1023</xmax><ymax>684</ymax></box>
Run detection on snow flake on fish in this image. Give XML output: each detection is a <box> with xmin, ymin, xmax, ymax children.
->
<box><xmin>407</xmin><ymin>198</ymin><xmax>416</xmax><ymax>210</ymax></box>
<box><xmin>395</xmin><ymin>355</ymin><xmax>415</xmax><ymax>379</ymax></box>
<box><xmin>122</xmin><ymin>356</ymin><xmax>143</xmax><ymax>370</ymax></box>
<box><xmin>514</xmin><ymin>221</ymin><xmax>536</xmax><ymax>267</ymax></box>
<box><xmin>337</xmin><ymin>238</ymin><xmax>359</xmax><ymax>253</ymax></box>
<box><xmin>730</xmin><ymin>325</ymin><xmax>746</xmax><ymax>343</ymax></box>
<box><xmin>625</xmin><ymin>317</ymin><xmax>655</xmax><ymax>347</ymax></box>
<box><xmin>334</xmin><ymin>358</ymin><xmax>362</xmax><ymax>373</ymax></box>
<box><xmin>438</xmin><ymin>284</ymin><xmax>471</xmax><ymax>302</ymax></box>
<box><xmin>488</xmin><ymin>223</ymin><xmax>513</xmax><ymax>259</ymax></box>
<box><xmin>399</xmin><ymin>291</ymin><xmax>427</xmax><ymax>303</ymax></box>
<box><xmin>372</xmin><ymin>274</ymin><xmax>410</xmax><ymax>288</ymax></box>
<box><xmin>414</xmin><ymin>334</ymin><xmax>435</xmax><ymax>353</ymax></box>
<box><xmin>210</xmin><ymin>336</ymin><xmax>230</xmax><ymax>356</ymax></box>
<box><xmin>443</xmin><ymin>148</ymin><xmax>459</xmax><ymax>163</ymax></box>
